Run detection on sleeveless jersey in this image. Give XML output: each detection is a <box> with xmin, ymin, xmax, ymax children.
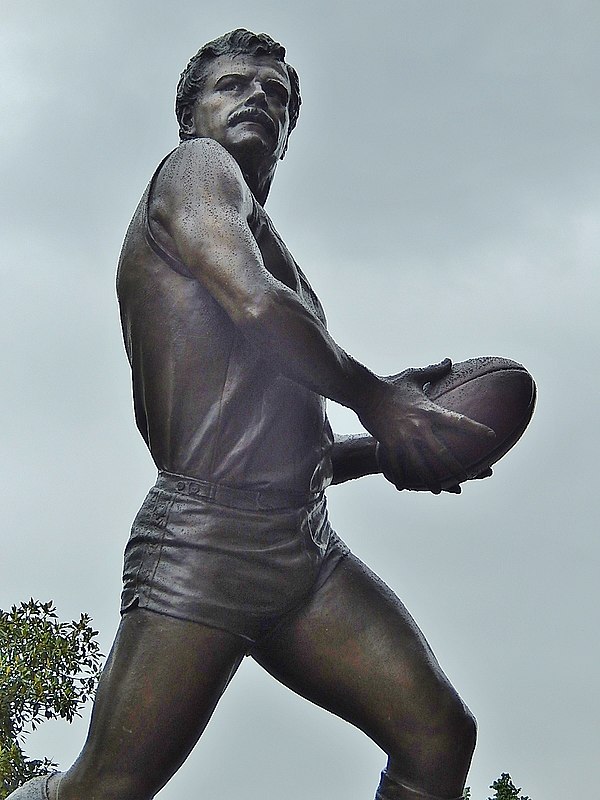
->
<box><xmin>116</xmin><ymin>146</ymin><xmax>333</xmax><ymax>495</ymax></box>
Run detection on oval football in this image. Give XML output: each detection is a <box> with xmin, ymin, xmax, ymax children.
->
<box><xmin>422</xmin><ymin>356</ymin><xmax>536</xmax><ymax>488</ymax></box>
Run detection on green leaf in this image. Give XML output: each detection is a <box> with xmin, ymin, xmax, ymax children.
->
<box><xmin>0</xmin><ymin>600</ymin><xmax>103</xmax><ymax>791</ymax></box>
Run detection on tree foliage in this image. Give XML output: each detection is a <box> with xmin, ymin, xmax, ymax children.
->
<box><xmin>488</xmin><ymin>773</ymin><xmax>531</xmax><ymax>800</ymax></box>
<box><xmin>0</xmin><ymin>600</ymin><xmax>103</xmax><ymax>799</ymax></box>
<box><xmin>462</xmin><ymin>773</ymin><xmax>531</xmax><ymax>800</ymax></box>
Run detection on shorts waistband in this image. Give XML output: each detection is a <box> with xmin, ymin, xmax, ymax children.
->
<box><xmin>156</xmin><ymin>471</ymin><xmax>320</xmax><ymax>512</ymax></box>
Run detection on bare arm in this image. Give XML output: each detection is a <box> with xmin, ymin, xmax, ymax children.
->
<box><xmin>154</xmin><ymin>139</ymin><xmax>380</xmax><ymax>411</ymax></box>
<box><xmin>330</xmin><ymin>434</ymin><xmax>379</xmax><ymax>485</ymax></box>
<box><xmin>153</xmin><ymin>140</ymin><xmax>494</xmax><ymax>493</ymax></box>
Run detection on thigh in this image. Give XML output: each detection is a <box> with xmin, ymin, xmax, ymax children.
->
<box><xmin>64</xmin><ymin>608</ymin><xmax>246</xmax><ymax>799</ymax></box>
<box><xmin>251</xmin><ymin>554</ymin><xmax>465</xmax><ymax>758</ymax></box>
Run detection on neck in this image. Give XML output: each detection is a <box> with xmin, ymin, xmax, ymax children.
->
<box><xmin>242</xmin><ymin>167</ymin><xmax>274</xmax><ymax>205</ymax></box>
<box><xmin>225</xmin><ymin>141</ymin><xmax>277</xmax><ymax>206</ymax></box>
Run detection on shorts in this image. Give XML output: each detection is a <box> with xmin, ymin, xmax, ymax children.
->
<box><xmin>121</xmin><ymin>471</ymin><xmax>349</xmax><ymax>643</ymax></box>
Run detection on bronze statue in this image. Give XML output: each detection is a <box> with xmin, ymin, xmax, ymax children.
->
<box><xmin>11</xmin><ymin>29</ymin><xmax>497</xmax><ymax>800</ymax></box>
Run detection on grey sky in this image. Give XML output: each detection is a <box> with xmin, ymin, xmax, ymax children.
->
<box><xmin>2</xmin><ymin>2</ymin><xmax>599</xmax><ymax>798</ymax></box>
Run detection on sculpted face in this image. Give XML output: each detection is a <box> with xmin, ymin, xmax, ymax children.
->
<box><xmin>183</xmin><ymin>53</ymin><xmax>292</xmax><ymax>172</ymax></box>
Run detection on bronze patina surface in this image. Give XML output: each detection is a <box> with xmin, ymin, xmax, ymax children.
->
<box><xmin>11</xmin><ymin>29</ymin><xmax>500</xmax><ymax>800</ymax></box>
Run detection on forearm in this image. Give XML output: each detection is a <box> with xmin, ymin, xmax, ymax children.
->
<box><xmin>163</xmin><ymin>142</ymin><xmax>385</xmax><ymax>418</ymax></box>
<box><xmin>239</xmin><ymin>286</ymin><xmax>384</xmax><ymax>417</ymax></box>
<box><xmin>330</xmin><ymin>433</ymin><xmax>380</xmax><ymax>485</ymax></box>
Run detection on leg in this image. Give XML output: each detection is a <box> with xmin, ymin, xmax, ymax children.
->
<box><xmin>53</xmin><ymin>608</ymin><xmax>246</xmax><ymax>800</ymax></box>
<box><xmin>251</xmin><ymin>554</ymin><xmax>475</xmax><ymax>800</ymax></box>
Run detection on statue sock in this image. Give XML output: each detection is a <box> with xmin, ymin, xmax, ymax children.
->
<box><xmin>47</xmin><ymin>773</ymin><xmax>63</xmax><ymax>800</ymax></box>
<box><xmin>375</xmin><ymin>769</ymin><xmax>464</xmax><ymax>800</ymax></box>
<box><xmin>3</xmin><ymin>775</ymin><xmax>54</xmax><ymax>800</ymax></box>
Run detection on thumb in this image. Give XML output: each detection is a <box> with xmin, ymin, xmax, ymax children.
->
<box><xmin>413</xmin><ymin>358</ymin><xmax>453</xmax><ymax>385</ymax></box>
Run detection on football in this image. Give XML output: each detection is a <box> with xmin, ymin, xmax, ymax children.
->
<box><xmin>419</xmin><ymin>356</ymin><xmax>537</xmax><ymax>490</ymax></box>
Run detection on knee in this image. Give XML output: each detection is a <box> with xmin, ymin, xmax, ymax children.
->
<box><xmin>381</xmin><ymin>710</ymin><xmax>475</xmax><ymax>799</ymax></box>
<box><xmin>451</xmin><ymin>701</ymin><xmax>477</xmax><ymax>763</ymax></box>
<box><xmin>385</xmin><ymin>690</ymin><xmax>476</xmax><ymax>789</ymax></box>
<box><xmin>430</xmin><ymin>691</ymin><xmax>477</xmax><ymax>767</ymax></box>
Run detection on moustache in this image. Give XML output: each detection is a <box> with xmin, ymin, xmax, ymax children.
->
<box><xmin>228</xmin><ymin>108</ymin><xmax>277</xmax><ymax>139</ymax></box>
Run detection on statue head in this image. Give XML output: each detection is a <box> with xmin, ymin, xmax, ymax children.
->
<box><xmin>175</xmin><ymin>29</ymin><xmax>301</xmax><ymax>155</ymax></box>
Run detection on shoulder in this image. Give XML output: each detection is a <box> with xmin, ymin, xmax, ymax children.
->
<box><xmin>154</xmin><ymin>138</ymin><xmax>253</xmax><ymax>215</ymax></box>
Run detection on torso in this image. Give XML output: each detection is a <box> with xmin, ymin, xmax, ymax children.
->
<box><xmin>116</xmin><ymin>146</ymin><xmax>333</xmax><ymax>494</ymax></box>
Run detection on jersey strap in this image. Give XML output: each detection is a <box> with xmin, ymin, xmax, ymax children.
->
<box><xmin>143</xmin><ymin>146</ymin><xmax>263</xmax><ymax>279</ymax></box>
<box><xmin>142</xmin><ymin>149</ymin><xmax>195</xmax><ymax>279</ymax></box>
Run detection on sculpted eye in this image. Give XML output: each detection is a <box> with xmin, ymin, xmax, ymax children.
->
<box><xmin>267</xmin><ymin>83</ymin><xmax>289</xmax><ymax>105</ymax></box>
<box><xmin>219</xmin><ymin>76</ymin><xmax>244</xmax><ymax>91</ymax></box>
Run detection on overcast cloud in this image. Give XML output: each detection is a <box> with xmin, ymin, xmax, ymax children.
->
<box><xmin>2</xmin><ymin>2</ymin><xmax>599</xmax><ymax>798</ymax></box>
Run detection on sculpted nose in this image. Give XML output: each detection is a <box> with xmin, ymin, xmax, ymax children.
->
<box><xmin>247</xmin><ymin>82</ymin><xmax>268</xmax><ymax>109</ymax></box>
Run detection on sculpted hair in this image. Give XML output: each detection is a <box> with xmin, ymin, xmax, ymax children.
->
<box><xmin>175</xmin><ymin>28</ymin><xmax>301</xmax><ymax>144</ymax></box>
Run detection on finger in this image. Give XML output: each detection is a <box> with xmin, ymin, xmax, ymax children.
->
<box><xmin>401</xmin><ymin>437</ymin><xmax>450</xmax><ymax>494</ymax></box>
<box><xmin>439</xmin><ymin>408</ymin><xmax>496</xmax><ymax>441</ymax></box>
<box><xmin>443</xmin><ymin>484</ymin><xmax>462</xmax><ymax>494</ymax></box>
<box><xmin>421</xmin><ymin>433</ymin><xmax>471</xmax><ymax>489</ymax></box>
<box><xmin>376</xmin><ymin>442</ymin><xmax>408</xmax><ymax>491</ymax></box>
<box><xmin>411</xmin><ymin>358</ymin><xmax>453</xmax><ymax>386</ymax></box>
<box><xmin>388</xmin><ymin>418</ymin><xmax>469</xmax><ymax>493</ymax></box>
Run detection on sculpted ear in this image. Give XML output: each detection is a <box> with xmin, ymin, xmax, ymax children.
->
<box><xmin>279</xmin><ymin>132</ymin><xmax>290</xmax><ymax>160</ymax></box>
<box><xmin>179</xmin><ymin>106</ymin><xmax>197</xmax><ymax>138</ymax></box>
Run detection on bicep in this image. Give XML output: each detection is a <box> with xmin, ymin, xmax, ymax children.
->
<box><xmin>171</xmin><ymin>198</ymin><xmax>276</xmax><ymax>324</ymax></box>
<box><xmin>158</xmin><ymin>141</ymin><xmax>278</xmax><ymax>324</ymax></box>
